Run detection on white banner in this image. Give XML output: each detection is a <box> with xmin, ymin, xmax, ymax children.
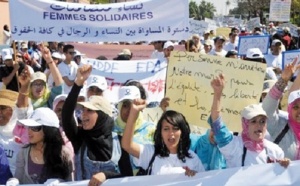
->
<box><xmin>85</xmin><ymin>58</ymin><xmax>166</xmax><ymax>103</ymax></box>
<box><xmin>9</xmin><ymin>0</ymin><xmax>189</xmax><ymax>42</ymax></box>
<box><xmin>29</xmin><ymin>160</ymin><xmax>300</xmax><ymax>186</ymax></box>
<box><xmin>269</xmin><ymin>0</ymin><xmax>292</xmax><ymax>22</ymax></box>
<box><xmin>237</xmin><ymin>35</ymin><xmax>270</xmax><ymax>56</ymax></box>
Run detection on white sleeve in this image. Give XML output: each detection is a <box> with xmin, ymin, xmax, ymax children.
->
<box><xmin>132</xmin><ymin>144</ymin><xmax>155</xmax><ymax>169</ymax></box>
<box><xmin>219</xmin><ymin>136</ymin><xmax>243</xmax><ymax>168</ymax></box>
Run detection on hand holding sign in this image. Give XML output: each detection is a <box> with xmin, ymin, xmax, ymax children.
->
<box><xmin>281</xmin><ymin>56</ymin><xmax>298</xmax><ymax>82</ymax></box>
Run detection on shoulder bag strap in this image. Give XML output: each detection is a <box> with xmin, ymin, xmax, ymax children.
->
<box><xmin>274</xmin><ymin>123</ymin><xmax>289</xmax><ymax>144</ymax></box>
<box><xmin>146</xmin><ymin>152</ymin><xmax>156</xmax><ymax>175</ymax></box>
<box><xmin>80</xmin><ymin>142</ymin><xmax>87</xmax><ymax>180</ymax></box>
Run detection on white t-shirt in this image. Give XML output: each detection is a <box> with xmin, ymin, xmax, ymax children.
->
<box><xmin>208</xmin><ymin>49</ymin><xmax>227</xmax><ymax>57</ymax></box>
<box><xmin>151</xmin><ymin>50</ymin><xmax>164</xmax><ymax>60</ymax></box>
<box><xmin>134</xmin><ymin>144</ymin><xmax>205</xmax><ymax>175</ymax></box>
<box><xmin>264</xmin><ymin>53</ymin><xmax>283</xmax><ymax>69</ymax></box>
<box><xmin>220</xmin><ymin>136</ymin><xmax>284</xmax><ymax>168</ymax></box>
<box><xmin>3</xmin><ymin>30</ymin><xmax>11</xmax><ymax>45</ymax></box>
<box><xmin>58</xmin><ymin>61</ymin><xmax>78</xmax><ymax>94</ymax></box>
<box><xmin>224</xmin><ymin>42</ymin><xmax>237</xmax><ymax>51</ymax></box>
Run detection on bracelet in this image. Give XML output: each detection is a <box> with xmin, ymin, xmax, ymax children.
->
<box><xmin>19</xmin><ymin>92</ymin><xmax>29</xmax><ymax>96</ymax></box>
<box><xmin>275</xmin><ymin>77</ymin><xmax>288</xmax><ymax>92</ymax></box>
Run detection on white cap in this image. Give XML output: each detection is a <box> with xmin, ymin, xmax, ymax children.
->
<box><xmin>262</xmin><ymin>80</ymin><xmax>276</xmax><ymax>93</ymax></box>
<box><xmin>271</xmin><ymin>39</ymin><xmax>282</xmax><ymax>46</ymax></box>
<box><xmin>288</xmin><ymin>90</ymin><xmax>300</xmax><ymax>104</ymax></box>
<box><xmin>241</xmin><ymin>104</ymin><xmax>267</xmax><ymax>120</ymax></box>
<box><xmin>18</xmin><ymin>107</ymin><xmax>59</xmax><ymax>128</ymax></box>
<box><xmin>1</xmin><ymin>48</ymin><xmax>12</xmax><ymax>61</ymax></box>
<box><xmin>246</xmin><ymin>48</ymin><xmax>264</xmax><ymax>59</ymax></box>
<box><xmin>74</xmin><ymin>50</ymin><xmax>85</xmax><ymax>57</ymax></box>
<box><xmin>87</xmin><ymin>75</ymin><xmax>108</xmax><ymax>91</ymax></box>
<box><xmin>163</xmin><ymin>41</ymin><xmax>174</xmax><ymax>49</ymax></box>
<box><xmin>118</xmin><ymin>86</ymin><xmax>141</xmax><ymax>103</ymax></box>
<box><xmin>52</xmin><ymin>52</ymin><xmax>62</xmax><ymax>59</ymax></box>
<box><xmin>118</xmin><ymin>49</ymin><xmax>131</xmax><ymax>56</ymax></box>
<box><xmin>53</xmin><ymin>94</ymin><xmax>68</xmax><ymax>110</ymax></box>
<box><xmin>31</xmin><ymin>71</ymin><xmax>47</xmax><ymax>83</ymax></box>
<box><xmin>21</xmin><ymin>43</ymin><xmax>28</xmax><ymax>49</ymax></box>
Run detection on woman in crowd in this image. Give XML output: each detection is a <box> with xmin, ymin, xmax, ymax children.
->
<box><xmin>15</xmin><ymin>107</ymin><xmax>73</xmax><ymax>184</ymax></box>
<box><xmin>62</xmin><ymin>65</ymin><xmax>120</xmax><ymax>181</ymax></box>
<box><xmin>209</xmin><ymin>73</ymin><xmax>289</xmax><ymax>168</ymax></box>
<box><xmin>17</xmin><ymin>44</ymin><xmax>63</xmax><ymax>109</ymax></box>
<box><xmin>121</xmin><ymin>99</ymin><xmax>204</xmax><ymax>175</ymax></box>
<box><xmin>262</xmin><ymin>58</ymin><xmax>300</xmax><ymax>160</ymax></box>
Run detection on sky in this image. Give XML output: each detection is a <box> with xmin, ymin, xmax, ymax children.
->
<box><xmin>191</xmin><ymin>0</ymin><xmax>237</xmax><ymax>16</ymax></box>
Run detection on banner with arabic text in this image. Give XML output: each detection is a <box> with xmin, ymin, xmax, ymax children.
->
<box><xmin>9</xmin><ymin>0</ymin><xmax>189</xmax><ymax>42</ymax></box>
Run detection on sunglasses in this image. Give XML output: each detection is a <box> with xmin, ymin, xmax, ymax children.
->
<box><xmin>29</xmin><ymin>126</ymin><xmax>43</xmax><ymax>132</ymax></box>
<box><xmin>68</xmin><ymin>51</ymin><xmax>76</xmax><ymax>55</ymax></box>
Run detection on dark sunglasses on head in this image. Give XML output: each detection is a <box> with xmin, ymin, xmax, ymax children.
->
<box><xmin>29</xmin><ymin>126</ymin><xmax>43</xmax><ymax>132</ymax></box>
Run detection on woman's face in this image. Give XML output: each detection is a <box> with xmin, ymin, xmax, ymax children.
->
<box><xmin>0</xmin><ymin>105</ymin><xmax>13</xmax><ymax>126</ymax></box>
<box><xmin>31</xmin><ymin>80</ymin><xmax>45</xmax><ymax>99</ymax></box>
<box><xmin>120</xmin><ymin>100</ymin><xmax>131</xmax><ymax>123</ymax></box>
<box><xmin>161</xmin><ymin>119</ymin><xmax>182</xmax><ymax>154</ymax></box>
<box><xmin>28</xmin><ymin>126</ymin><xmax>44</xmax><ymax>144</ymax></box>
<box><xmin>54</xmin><ymin>101</ymin><xmax>64</xmax><ymax>124</ymax></box>
<box><xmin>81</xmin><ymin>107</ymin><xmax>98</xmax><ymax>130</ymax></box>
<box><xmin>248</xmin><ymin>115</ymin><xmax>267</xmax><ymax>142</ymax></box>
<box><xmin>291</xmin><ymin>101</ymin><xmax>300</xmax><ymax>122</ymax></box>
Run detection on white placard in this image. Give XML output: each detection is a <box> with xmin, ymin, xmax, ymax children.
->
<box><xmin>237</xmin><ymin>35</ymin><xmax>270</xmax><ymax>56</ymax></box>
<box><xmin>282</xmin><ymin>50</ymin><xmax>300</xmax><ymax>69</ymax></box>
<box><xmin>9</xmin><ymin>0</ymin><xmax>189</xmax><ymax>42</ymax></box>
<box><xmin>269</xmin><ymin>0</ymin><xmax>292</xmax><ymax>22</ymax></box>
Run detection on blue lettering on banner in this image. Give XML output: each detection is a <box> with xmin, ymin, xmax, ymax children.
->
<box><xmin>89</xmin><ymin>60</ymin><xmax>118</xmax><ymax>73</ymax></box>
<box><xmin>136</xmin><ymin>60</ymin><xmax>161</xmax><ymax>73</ymax></box>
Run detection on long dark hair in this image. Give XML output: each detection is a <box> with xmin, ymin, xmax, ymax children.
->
<box><xmin>154</xmin><ymin>110</ymin><xmax>191</xmax><ymax>163</ymax></box>
<box><xmin>41</xmin><ymin>126</ymin><xmax>70</xmax><ymax>182</ymax></box>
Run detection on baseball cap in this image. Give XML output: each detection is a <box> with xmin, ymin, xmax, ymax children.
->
<box><xmin>163</xmin><ymin>41</ymin><xmax>174</xmax><ymax>49</ymax></box>
<box><xmin>87</xmin><ymin>75</ymin><xmax>108</xmax><ymax>91</ymax></box>
<box><xmin>246</xmin><ymin>48</ymin><xmax>264</xmax><ymax>59</ymax></box>
<box><xmin>118</xmin><ymin>86</ymin><xmax>141</xmax><ymax>103</ymax></box>
<box><xmin>271</xmin><ymin>39</ymin><xmax>282</xmax><ymax>46</ymax></box>
<box><xmin>214</xmin><ymin>36</ymin><xmax>226</xmax><ymax>43</ymax></box>
<box><xmin>118</xmin><ymin>49</ymin><xmax>131</xmax><ymax>56</ymax></box>
<box><xmin>262</xmin><ymin>80</ymin><xmax>276</xmax><ymax>94</ymax></box>
<box><xmin>77</xmin><ymin>96</ymin><xmax>112</xmax><ymax>117</ymax></box>
<box><xmin>283</xmin><ymin>27</ymin><xmax>290</xmax><ymax>33</ymax></box>
<box><xmin>288</xmin><ymin>90</ymin><xmax>300</xmax><ymax>104</ymax></box>
<box><xmin>1</xmin><ymin>48</ymin><xmax>12</xmax><ymax>61</ymax></box>
<box><xmin>0</xmin><ymin>89</ymin><xmax>19</xmax><ymax>107</ymax></box>
<box><xmin>204</xmin><ymin>40</ymin><xmax>213</xmax><ymax>46</ymax></box>
<box><xmin>53</xmin><ymin>94</ymin><xmax>68</xmax><ymax>110</ymax></box>
<box><xmin>204</xmin><ymin>30</ymin><xmax>210</xmax><ymax>35</ymax></box>
<box><xmin>18</xmin><ymin>107</ymin><xmax>59</xmax><ymax>128</ymax></box>
<box><xmin>241</xmin><ymin>104</ymin><xmax>267</xmax><ymax>120</ymax></box>
<box><xmin>30</xmin><ymin>71</ymin><xmax>47</xmax><ymax>83</ymax></box>
<box><xmin>21</xmin><ymin>43</ymin><xmax>28</xmax><ymax>49</ymax></box>
<box><xmin>52</xmin><ymin>52</ymin><xmax>62</xmax><ymax>59</ymax></box>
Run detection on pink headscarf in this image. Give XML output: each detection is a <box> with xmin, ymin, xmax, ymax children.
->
<box><xmin>287</xmin><ymin>99</ymin><xmax>300</xmax><ymax>160</ymax></box>
<box><xmin>241</xmin><ymin>118</ymin><xmax>264</xmax><ymax>152</ymax></box>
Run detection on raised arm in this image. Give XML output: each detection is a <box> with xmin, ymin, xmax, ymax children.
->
<box><xmin>40</xmin><ymin>44</ymin><xmax>63</xmax><ymax>86</ymax></box>
<box><xmin>121</xmin><ymin>99</ymin><xmax>146</xmax><ymax>158</ymax></box>
<box><xmin>210</xmin><ymin>74</ymin><xmax>225</xmax><ymax>122</ymax></box>
<box><xmin>17</xmin><ymin>66</ymin><xmax>31</xmax><ymax>108</ymax></box>
<box><xmin>62</xmin><ymin>64</ymin><xmax>92</xmax><ymax>153</ymax></box>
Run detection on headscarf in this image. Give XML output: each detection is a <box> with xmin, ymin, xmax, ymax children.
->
<box><xmin>241</xmin><ymin>117</ymin><xmax>264</xmax><ymax>152</ymax></box>
<box><xmin>287</xmin><ymin>99</ymin><xmax>300</xmax><ymax>159</ymax></box>
<box><xmin>29</xmin><ymin>84</ymin><xmax>51</xmax><ymax>109</ymax></box>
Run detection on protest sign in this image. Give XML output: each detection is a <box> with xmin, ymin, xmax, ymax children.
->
<box><xmin>269</xmin><ymin>0</ymin><xmax>292</xmax><ymax>22</ymax></box>
<box><xmin>51</xmin><ymin>160</ymin><xmax>300</xmax><ymax>186</ymax></box>
<box><xmin>165</xmin><ymin>51</ymin><xmax>266</xmax><ymax>132</ymax></box>
<box><xmin>216</xmin><ymin>27</ymin><xmax>231</xmax><ymax>37</ymax></box>
<box><xmin>142</xmin><ymin>107</ymin><xmax>163</xmax><ymax>124</ymax></box>
<box><xmin>237</xmin><ymin>35</ymin><xmax>270</xmax><ymax>56</ymax></box>
<box><xmin>279</xmin><ymin>23</ymin><xmax>298</xmax><ymax>37</ymax></box>
<box><xmin>189</xmin><ymin>20</ymin><xmax>209</xmax><ymax>36</ymax></box>
<box><xmin>9</xmin><ymin>0</ymin><xmax>189</xmax><ymax>42</ymax></box>
<box><xmin>246</xmin><ymin>17</ymin><xmax>260</xmax><ymax>31</ymax></box>
<box><xmin>85</xmin><ymin>58</ymin><xmax>166</xmax><ymax>103</ymax></box>
<box><xmin>282</xmin><ymin>50</ymin><xmax>300</xmax><ymax>69</ymax></box>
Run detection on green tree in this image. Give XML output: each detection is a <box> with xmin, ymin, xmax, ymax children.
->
<box><xmin>199</xmin><ymin>0</ymin><xmax>216</xmax><ymax>19</ymax></box>
<box><xmin>90</xmin><ymin>0</ymin><xmax>109</xmax><ymax>4</ymax></box>
<box><xmin>189</xmin><ymin>1</ymin><xmax>202</xmax><ymax>20</ymax></box>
